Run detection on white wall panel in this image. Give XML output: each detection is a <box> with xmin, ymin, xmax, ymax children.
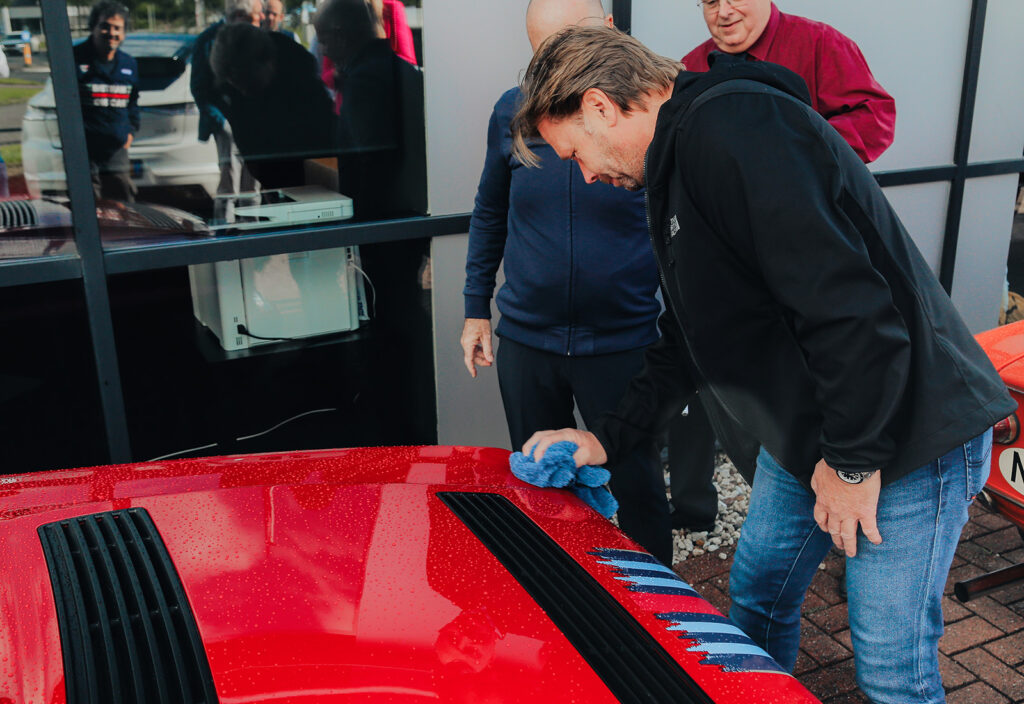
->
<box><xmin>423</xmin><ymin>0</ymin><xmax>533</xmax><ymax>217</ymax></box>
<box><xmin>951</xmin><ymin>175</ymin><xmax>1019</xmax><ymax>333</ymax></box>
<box><xmin>882</xmin><ymin>182</ymin><xmax>952</xmax><ymax>275</ymax></box>
<box><xmin>432</xmin><ymin>234</ymin><xmax>510</xmax><ymax>448</ymax></box>
<box><xmin>425</xmin><ymin>1</ymin><xmax>531</xmax><ymax>447</ymax></box>
<box><xmin>969</xmin><ymin>0</ymin><xmax>1024</xmax><ymax>163</ymax></box>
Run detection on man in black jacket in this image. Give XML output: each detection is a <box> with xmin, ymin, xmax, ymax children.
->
<box><xmin>75</xmin><ymin>1</ymin><xmax>139</xmax><ymax>202</ymax></box>
<box><xmin>209</xmin><ymin>22</ymin><xmax>334</xmax><ymax>190</ymax></box>
<box><xmin>510</xmin><ymin>26</ymin><xmax>1014</xmax><ymax>703</ymax></box>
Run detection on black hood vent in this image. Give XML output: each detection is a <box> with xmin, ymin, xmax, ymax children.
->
<box><xmin>0</xmin><ymin>199</ymin><xmax>38</xmax><ymax>229</ymax></box>
<box><xmin>437</xmin><ymin>491</ymin><xmax>713</xmax><ymax>704</ymax></box>
<box><xmin>130</xmin><ymin>202</ymin><xmax>181</xmax><ymax>230</ymax></box>
<box><xmin>38</xmin><ymin>508</ymin><xmax>218</xmax><ymax>704</ymax></box>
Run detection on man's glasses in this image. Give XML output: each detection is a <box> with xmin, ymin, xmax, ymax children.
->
<box><xmin>697</xmin><ymin>0</ymin><xmax>748</xmax><ymax>12</ymax></box>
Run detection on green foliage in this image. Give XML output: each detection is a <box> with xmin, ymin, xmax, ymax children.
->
<box><xmin>122</xmin><ymin>0</ymin><xmax>200</xmax><ymax>30</ymax></box>
<box><xmin>0</xmin><ymin>143</ymin><xmax>21</xmax><ymax>168</ymax></box>
<box><xmin>0</xmin><ymin>84</ymin><xmax>42</xmax><ymax>106</ymax></box>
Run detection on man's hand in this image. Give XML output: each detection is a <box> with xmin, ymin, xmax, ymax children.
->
<box><xmin>810</xmin><ymin>459</ymin><xmax>882</xmax><ymax>558</ymax></box>
<box><xmin>124</xmin><ymin>133</ymin><xmax>134</xmax><ymax>150</ymax></box>
<box><xmin>522</xmin><ymin>429</ymin><xmax>608</xmax><ymax>468</ymax></box>
<box><xmin>461</xmin><ymin>318</ymin><xmax>494</xmax><ymax>378</ymax></box>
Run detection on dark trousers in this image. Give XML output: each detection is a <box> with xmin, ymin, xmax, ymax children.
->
<box><xmin>89</xmin><ymin>147</ymin><xmax>135</xmax><ymax>203</ymax></box>
<box><xmin>667</xmin><ymin>396</ymin><xmax>718</xmax><ymax>530</ymax></box>
<box><xmin>496</xmin><ymin>337</ymin><xmax>673</xmax><ymax>564</ymax></box>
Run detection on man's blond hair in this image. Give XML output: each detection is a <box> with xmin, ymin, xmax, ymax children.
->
<box><xmin>511</xmin><ymin>25</ymin><xmax>680</xmax><ymax>167</ymax></box>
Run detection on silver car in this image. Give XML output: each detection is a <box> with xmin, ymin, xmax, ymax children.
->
<box><xmin>21</xmin><ymin>33</ymin><xmax>220</xmax><ymax>198</ymax></box>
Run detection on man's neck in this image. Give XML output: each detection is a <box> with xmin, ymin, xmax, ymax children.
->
<box><xmin>93</xmin><ymin>43</ymin><xmax>116</xmax><ymax>62</ymax></box>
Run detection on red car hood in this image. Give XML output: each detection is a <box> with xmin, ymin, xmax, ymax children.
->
<box><xmin>976</xmin><ymin>320</ymin><xmax>1024</xmax><ymax>390</ymax></box>
<box><xmin>0</xmin><ymin>446</ymin><xmax>816</xmax><ymax>703</ymax></box>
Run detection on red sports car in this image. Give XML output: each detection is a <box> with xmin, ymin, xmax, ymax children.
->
<box><xmin>956</xmin><ymin>323</ymin><xmax>1024</xmax><ymax>602</ymax></box>
<box><xmin>975</xmin><ymin>321</ymin><xmax>1024</xmax><ymax>530</ymax></box>
<box><xmin>0</xmin><ymin>446</ymin><xmax>818</xmax><ymax>702</ymax></box>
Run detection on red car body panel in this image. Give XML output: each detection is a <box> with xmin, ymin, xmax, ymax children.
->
<box><xmin>0</xmin><ymin>446</ymin><xmax>818</xmax><ymax>703</ymax></box>
<box><xmin>976</xmin><ymin>322</ymin><xmax>1024</xmax><ymax>527</ymax></box>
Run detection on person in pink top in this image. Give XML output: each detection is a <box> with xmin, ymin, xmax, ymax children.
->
<box><xmin>378</xmin><ymin>0</ymin><xmax>416</xmax><ymax>65</ymax></box>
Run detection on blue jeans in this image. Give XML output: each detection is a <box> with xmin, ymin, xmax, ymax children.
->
<box><xmin>729</xmin><ymin>431</ymin><xmax>991</xmax><ymax>703</ymax></box>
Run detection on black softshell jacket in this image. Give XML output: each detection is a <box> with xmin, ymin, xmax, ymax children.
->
<box><xmin>594</xmin><ymin>55</ymin><xmax>1015</xmax><ymax>487</ymax></box>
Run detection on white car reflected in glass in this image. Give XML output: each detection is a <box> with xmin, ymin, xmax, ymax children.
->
<box><xmin>21</xmin><ymin>33</ymin><xmax>220</xmax><ymax>199</ymax></box>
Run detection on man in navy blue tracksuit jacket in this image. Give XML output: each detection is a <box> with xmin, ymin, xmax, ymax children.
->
<box><xmin>460</xmin><ymin>0</ymin><xmax>672</xmax><ymax>564</ymax></box>
<box><xmin>75</xmin><ymin>1</ymin><xmax>139</xmax><ymax>202</ymax></box>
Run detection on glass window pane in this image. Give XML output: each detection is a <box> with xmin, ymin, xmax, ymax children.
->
<box><xmin>45</xmin><ymin>0</ymin><xmax>426</xmax><ymax>251</ymax></box>
<box><xmin>110</xmin><ymin>236</ymin><xmax>434</xmax><ymax>461</ymax></box>
<box><xmin>0</xmin><ymin>281</ymin><xmax>107</xmax><ymax>472</ymax></box>
<box><xmin>0</xmin><ymin>2</ymin><xmax>78</xmax><ymax>262</ymax></box>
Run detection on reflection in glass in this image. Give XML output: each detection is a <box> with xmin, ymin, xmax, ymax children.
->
<box><xmin>75</xmin><ymin>1</ymin><xmax>138</xmax><ymax>203</ymax></box>
<box><xmin>316</xmin><ymin>0</ymin><xmax>426</xmax><ymax>220</ymax></box>
<box><xmin>3</xmin><ymin>5</ymin><xmax>217</xmax><ymax>258</ymax></box>
<box><xmin>209</xmin><ymin>22</ymin><xmax>334</xmax><ymax>190</ymax></box>
<box><xmin>1002</xmin><ymin>179</ymin><xmax>1024</xmax><ymax>325</ymax></box>
<box><xmin>19</xmin><ymin>0</ymin><xmax>430</xmax><ymax>245</ymax></box>
<box><xmin>188</xmin><ymin>244</ymin><xmax>368</xmax><ymax>351</ymax></box>
<box><xmin>0</xmin><ymin>1</ymin><xmax>82</xmax><ymax>261</ymax></box>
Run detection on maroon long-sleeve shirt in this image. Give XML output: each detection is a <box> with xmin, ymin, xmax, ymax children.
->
<box><xmin>682</xmin><ymin>3</ymin><xmax>895</xmax><ymax>163</ymax></box>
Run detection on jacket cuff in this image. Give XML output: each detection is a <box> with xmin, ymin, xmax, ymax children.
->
<box><xmin>464</xmin><ymin>295</ymin><xmax>493</xmax><ymax>319</ymax></box>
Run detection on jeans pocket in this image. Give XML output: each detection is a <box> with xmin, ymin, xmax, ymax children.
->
<box><xmin>964</xmin><ymin>428</ymin><xmax>993</xmax><ymax>501</ymax></box>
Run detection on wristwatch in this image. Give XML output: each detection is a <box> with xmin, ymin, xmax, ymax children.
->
<box><xmin>835</xmin><ymin>468</ymin><xmax>877</xmax><ymax>485</ymax></box>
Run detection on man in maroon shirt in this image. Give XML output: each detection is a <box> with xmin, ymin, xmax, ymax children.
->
<box><xmin>683</xmin><ymin>0</ymin><xmax>895</xmax><ymax>162</ymax></box>
<box><xmin>669</xmin><ymin>0</ymin><xmax>897</xmax><ymax>538</ymax></box>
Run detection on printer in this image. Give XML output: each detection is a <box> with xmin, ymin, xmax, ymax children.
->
<box><xmin>189</xmin><ymin>186</ymin><xmax>367</xmax><ymax>351</ymax></box>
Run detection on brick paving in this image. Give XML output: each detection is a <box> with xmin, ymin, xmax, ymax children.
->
<box><xmin>672</xmin><ymin>501</ymin><xmax>1024</xmax><ymax>702</ymax></box>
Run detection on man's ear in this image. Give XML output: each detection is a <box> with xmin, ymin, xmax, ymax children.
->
<box><xmin>580</xmin><ymin>88</ymin><xmax>619</xmax><ymax>128</ymax></box>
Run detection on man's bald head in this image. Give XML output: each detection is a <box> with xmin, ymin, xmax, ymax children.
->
<box><xmin>526</xmin><ymin>0</ymin><xmax>612</xmax><ymax>52</ymax></box>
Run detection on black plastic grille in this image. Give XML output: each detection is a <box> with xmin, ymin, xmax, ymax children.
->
<box><xmin>130</xmin><ymin>202</ymin><xmax>180</xmax><ymax>230</ymax></box>
<box><xmin>38</xmin><ymin>508</ymin><xmax>218</xmax><ymax>704</ymax></box>
<box><xmin>0</xmin><ymin>199</ymin><xmax>37</xmax><ymax>228</ymax></box>
<box><xmin>437</xmin><ymin>491</ymin><xmax>713</xmax><ymax>704</ymax></box>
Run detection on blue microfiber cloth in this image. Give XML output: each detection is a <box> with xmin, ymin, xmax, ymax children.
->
<box><xmin>509</xmin><ymin>441</ymin><xmax>619</xmax><ymax>519</ymax></box>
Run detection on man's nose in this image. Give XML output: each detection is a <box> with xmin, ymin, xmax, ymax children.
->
<box><xmin>718</xmin><ymin>1</ymin><xmax>737</xmax><ymax>19</ymax></box>
<box><xmin>577</xmin><ymin>163</ymin><xmax>599</xmax><ymax>184</ymax></box>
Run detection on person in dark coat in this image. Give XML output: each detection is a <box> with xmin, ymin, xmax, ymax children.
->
<box><xmin>314</xmin><ymin>0</ymin><xmax>426</xmax><ymax>219</ymax></box>
<box><xmin>209</xmin><ymin>22</ymin><xmax>335</xmax><ymax>190</ymax></box>
<box><xmin>511</xmin><ymin>26</ymin><xmax>1015</xmax><ymax>703</ymax></box>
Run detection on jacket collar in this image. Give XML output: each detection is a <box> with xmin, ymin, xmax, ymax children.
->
<box><xmin>746</xmin><ymin>2</ymin><xmax>781</xmax><ymax>62</ymax></box>
<box><xmin>644</xmin><ymin>55</ymin><xmax>811</xmax><ymax>197</ymax></box>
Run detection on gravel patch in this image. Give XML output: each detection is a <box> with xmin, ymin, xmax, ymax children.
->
<box><xmin>670</xmin><ymin>453</ymin><xmax>751</xmax><ymax>565</ymax></box>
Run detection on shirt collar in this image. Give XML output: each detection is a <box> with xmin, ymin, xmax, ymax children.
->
<box><xmin>746</xmin><ymin>2</ymin><xmax>781</xmax><ymax>62</ymax></box>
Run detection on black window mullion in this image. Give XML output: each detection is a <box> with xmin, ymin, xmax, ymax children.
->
<box><xmin>612</xmin><ymin>0</ymin><xmax>631</xmax><ymax>34</ymax></box>
<box><xmin>41</xmin><ymin>0</ymin><xmax>132</xmax><ymax>462</ymax></box>
<box><xmin>939</xmin><ymin>0</ymin><xmax>988</xmax><ymax>294</ymax></box>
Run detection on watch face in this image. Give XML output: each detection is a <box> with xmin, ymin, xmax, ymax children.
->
<box><xmin>837</xmin><ymin>470</ymin><xmax>865</xmax><ymax>484</ymax></box>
